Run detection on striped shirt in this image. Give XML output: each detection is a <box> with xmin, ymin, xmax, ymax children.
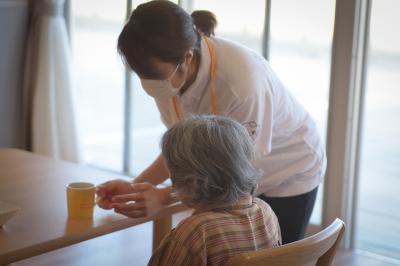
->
<box><xmin>148</xmin><ymin>197</ymin><xmax>281</xmax><ymax>266</ymax></box>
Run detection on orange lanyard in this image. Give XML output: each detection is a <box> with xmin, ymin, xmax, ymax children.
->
<box><xmin>172</xmin><ymin>37</ymin><xmax>217</xmax><ymax>121</ymax></box>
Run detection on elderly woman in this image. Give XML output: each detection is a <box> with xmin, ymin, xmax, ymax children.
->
<box><xmin>146</xmin><ymin>115</ymin><xmax>281</xmax><ymax>265</ymax></box>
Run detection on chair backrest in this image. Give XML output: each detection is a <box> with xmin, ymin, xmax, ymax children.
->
<box><xmin>226</xmin><ymin>218</ymin><xmax>345</xmax><ymax>266</ymax></box>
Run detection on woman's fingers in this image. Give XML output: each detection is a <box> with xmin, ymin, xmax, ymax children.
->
<box><xmin>111</xmin><ymin>201</ymin><xmax>146</xmax><ymax>211</ymax></box>
<box><xmin>96</xmin><ymin>181</ymin><xmax>152</xmax><ymax>201</ymax></box>
<box><xmin>96</xmin><ymin>181</ymin><xmax>160</xmax><ymax>219</ymax></box>
<box><xmin>130</xmin><ymin>182</ymin><xmax>153</xmax><ymax>192</ymax></box>
<box><xmin>108</xmin><ymin>185</ymin><xmax>169</xmax><ymax>219</ymax></box>
<box><xmin>96</xmin><ymin>179</ymin><xmax>133</xmax><ymax>197</ymax></box>
<box><xmin>96</xmin><ymin>180</ymin><xmax>118</xmax><ymax>192</ymax></box>
<box><xmin>96</xmin><ymin>183</ymin><xmax>110</xmax><ymax>196</ymax></box>
<box><xmin>112</xmin><ymin>192</ymin><xmax>143</xmax><ymax>203</ymax></box>
<box><xmin>95</xmin><ymin>187</ymin><xmax>107</xmax><ymax>198</ymax></box>
<box><xmin>97</xmin><ymin>198</ymin><xmax>113</xmax><ymax>210</ymax></box>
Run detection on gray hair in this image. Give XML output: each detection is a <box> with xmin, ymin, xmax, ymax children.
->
<box><xmin>161</xmin><ymin>115</ymin><xmax>260</xmax><ymax>206</ymax></box>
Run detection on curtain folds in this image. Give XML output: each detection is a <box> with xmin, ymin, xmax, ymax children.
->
<box><xmin>22</xmin><ymin>0</ymin><xmax>81</xmax><ymax>162</ymax></box>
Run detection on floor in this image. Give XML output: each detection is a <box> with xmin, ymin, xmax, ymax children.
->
<box><xmin>15</xmin><ymin>215</ymin><xmax>400</xmax><ymax>266</ymax></box>
<box><xmin>334</xmin><ymin>250</ymin><xmax>400</xmax><ymax>266</ymax></box>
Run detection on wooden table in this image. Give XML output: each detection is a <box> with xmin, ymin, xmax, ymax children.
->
<box><xmin>0</xmin><ymin>149</ymin><xmax>188</xmax><ymax>265</ymax></box>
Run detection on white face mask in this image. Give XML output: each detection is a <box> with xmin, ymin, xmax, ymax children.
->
<box><xmin>140</xmin><ymin>63</ymin><xmax>187</xmax><ymax>99</ymax></box>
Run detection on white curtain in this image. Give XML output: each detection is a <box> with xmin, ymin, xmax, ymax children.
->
<box><xmin>24</xmin><ymin>0</ymin><xmax>81</xmax><ymax>162</ymax></box>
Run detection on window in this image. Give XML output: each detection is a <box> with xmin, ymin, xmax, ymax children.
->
<box><xmin>71</xmin><ymin>0</ymin><xmax>177</xmax><ymax>174</ymax></box>
<box><xmin>127</xmin><ymin>1</ymin><xmax>177</xmax><ymax>175</ymax></box>
<box><xmin>268</xmin><ymin>0</ymin><xmax>335</xmax><ymax>224</ymax></box>
<box><xmin>72</xmin><ymin>0</ymin><xmax>264</xmax><ymax>175</ymax></box>
<box><xmin>69</xmin><ymin>1</ymin><xmax>400</xmax><ymax>262</ymax></box>
<box><xmin>128</xmin><ymin>74</ymin><xmax>166</xmax><ymax>174</ymax></box>
<box><xmin>71</xmin><ymin>0</ymin><xmax>126</xmax><ymax>172</ymax></box>
<box><xmin>355</xmin><ymin>0</ymin><xmax>400</xmax><ymax>259</ymax></box>
<box><xmin>71</xmin><ymin>1</ymin><xmax>334</xmax><ymax>225</ymax></box>
<box><xmin>192</xmin><ymin>0</ymin><xmax>265</xmax><ymax>54</ymax></box>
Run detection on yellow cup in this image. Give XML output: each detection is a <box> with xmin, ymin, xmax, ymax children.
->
<box><xmin>66</xmin><ymin>182</ymin><xmax>95</xmax><ymax>219</ymax></box>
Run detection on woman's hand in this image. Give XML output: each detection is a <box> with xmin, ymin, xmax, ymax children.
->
<box><xmin>96</xmin><ymin>179</ymin><xmax>136</xmax><ymax>210</ymax></box>
<box><xmin>110</xmin><ymin>183</ymin><xmax>172</xmax><ymax>218</ymax></box>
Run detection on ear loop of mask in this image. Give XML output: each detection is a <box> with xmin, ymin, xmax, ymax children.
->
<box><xmin>171</xmin><ymin>57</ymin><xmax>190</xmax><ymax>89</ymax></box>
<box><xmin>172</xmin><ymin>47</ymin><xmax>207</xmax><ymax>120</ymax></box>
<box><xmin>168</xmin><ymin>63</ymin><xmax>180</xmax><ymax>81</ymax></box>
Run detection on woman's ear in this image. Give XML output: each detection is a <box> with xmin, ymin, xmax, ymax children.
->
<box><xmin>184</xmin><ymin>49</ymin><xmax>194</xmax><ymax>65</ymax></box>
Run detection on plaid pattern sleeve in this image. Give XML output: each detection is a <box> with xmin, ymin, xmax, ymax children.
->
<box><xmin>148</xmin><ymin>231</ymin><xmax>204</xmax><ymax>266</ymax></box>
<box><xmin>148</xmin><ymin>197</ymin><xmax>281</xmax><ymax>266</ymax></box>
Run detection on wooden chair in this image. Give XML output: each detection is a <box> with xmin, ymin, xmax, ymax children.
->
<box><xmin>226</xmin><ymin>218</ymin><xmax>345</xmax><ymax>266</ymax></box>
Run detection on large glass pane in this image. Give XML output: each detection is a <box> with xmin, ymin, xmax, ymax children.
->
<box><xmin>128</xmin><ymin>1</ymin><xmax>173</xmax><ymax>175</ymax></box>
<box><xmin>269</xmin><ymin>0</ymin><xmax>335</xmax><ymax>224</ymax></box>
<box><xmin>355</xmin><ymin>0</ymin><xmax>400</xmax><ymax>260</ymax></box>
<box><xmin>127</xmin><ymin>0</ymin><xmax>194</xmax><ymax>175</ymax></box>
<box><xmin>71</xmin><ymin>0</ymin><xmax>126</xmax><ymax>171</ymax></box>
<box><xmin>129</xmin><ymin>74</ymin><xmax>166</xmax><ymax>175</ymax></box>
<box><xmin>128</xmin><ymin>0</ymin><xmax>260</xmax><ymax>175</ymax></box>
<box><xmin>192</xmin><ymin>0</ymin><xmax>265</xmax><ymax>53</ymax></box>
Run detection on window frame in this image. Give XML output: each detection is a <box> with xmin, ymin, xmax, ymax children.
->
<box><xmin>66</xmin><ymin>0</ymin><xmax>381</xmax><ymax>254</ymax></box>
<box><xmin>322</xmin><ymin>0</ymin><xmax>371</xmax><ymax>249</ymax></box>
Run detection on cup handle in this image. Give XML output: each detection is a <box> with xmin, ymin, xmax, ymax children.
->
<box><xmin>94</xmin><ymin>195</ymin><xmax>102</xmax><ymax>207</ymax></box>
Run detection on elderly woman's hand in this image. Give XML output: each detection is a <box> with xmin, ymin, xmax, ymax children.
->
<box><xmin>96</xmin><ymin>179</ymin><xmax>136</xmax><ymax>210</ymax></box>
<box><xmin>109</xmin><ymin>183</ymin><xmax>172</xmax><ymax>218</ymax></box>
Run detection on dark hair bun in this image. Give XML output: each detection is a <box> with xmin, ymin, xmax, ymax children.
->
<box><xmin>191</xmin><ymin>10</ymin><xmax>217</xmax><ymax>37</ymax></box>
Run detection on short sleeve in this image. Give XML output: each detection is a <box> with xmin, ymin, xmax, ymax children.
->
<box><xmin>227</xmin><ymin>89</ymin><xmax>273</xmax><ymax>158</ymax></box>
<box><xmin>148</xmin><ymin>231</ymin><xmax>204</xmax><ymax>266</ymax></box>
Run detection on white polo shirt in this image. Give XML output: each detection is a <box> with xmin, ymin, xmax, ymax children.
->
<box><xmin>155</xmin><ymin>37</ymin><xmax>326</xmax><ymax>197</ymax></box>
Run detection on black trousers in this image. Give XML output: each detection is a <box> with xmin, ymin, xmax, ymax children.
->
<box><xmin>258</xmin><ymin>186</ymin><xmax>318</xmax><ymax>244</ymax></box>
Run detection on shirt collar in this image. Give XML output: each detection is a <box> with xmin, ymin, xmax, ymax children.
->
<box><xmin>192</xmin><ymin>195</ymin><xmax>254</xmax><ymax>215</ymax></box>
<box><xmin>180</xmin><ymin>37</ymin><xmax>211</xmax><ymax>101</ymax></box>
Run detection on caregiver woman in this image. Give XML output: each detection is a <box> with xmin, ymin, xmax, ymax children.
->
<box><xmin>96</xmin><ymin>0</ymin><xmax>326</xmax><ymax>244</ymax></box>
